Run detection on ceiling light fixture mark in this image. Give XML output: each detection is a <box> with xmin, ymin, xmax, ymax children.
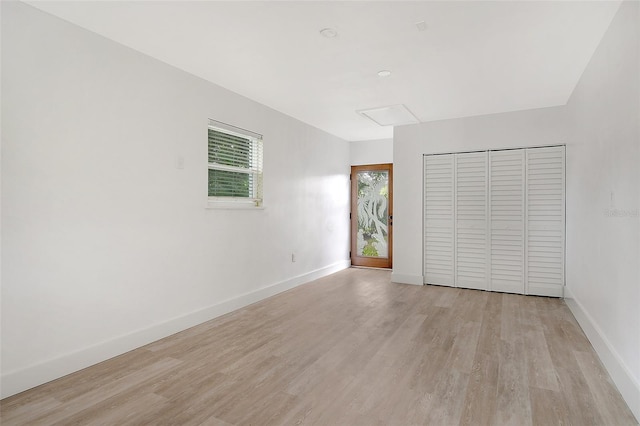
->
<box><xmin>319</xmin><ymin>28</ymin><xmax>338</xmax><ymax>38</ymax></box>
<box><xmin>415</xmin><ymin>21</ymin><xmax>427</xmax><ymax>31</ymax></box>
<box><xmin>377</xmin><ymin>70</ymin><xmax>392</xmax><ymax>77</ymax></box>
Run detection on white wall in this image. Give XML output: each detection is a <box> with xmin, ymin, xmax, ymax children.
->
<box><xmin>392</xmin><ymin>106</ymin><xmax>567</xmax><ymax>284</ymax></box>
<box><xmin>1</xmin><ymin>2</ymin><xmax>350</xmax><ymax>397</ymax></box>
<box><xmin>564</xmin><ymin>1</ymin><xmax>640</xmax><ymax>419</ymax></box>
<box><xmin>350</xmin><ymin>138</ymin><xmax>393</xmax><ymax>165</ymax></box>
<box><xmin>393</xmin><ymin>1</ymin><xmax>639</xmax><ymax>417</ymax></box>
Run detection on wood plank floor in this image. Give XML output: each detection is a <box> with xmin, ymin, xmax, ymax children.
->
<box><xmin>1</xmin><ymin>268</ymin><xmax>637</xmax><ymax>425</ymax></box>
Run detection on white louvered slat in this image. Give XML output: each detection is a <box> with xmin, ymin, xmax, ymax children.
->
<box><xmin>455</xmin><ymin>152</ymin><xmax>488</xmax><ymax>290</ymax></box>
<box><xmin>526</xmin><ymin>146</ymin><xmax>565</xmax><ymax>297</ymax></box>
<box><xmin>424</xmin><ymin>155</ymin><xmax>454</xmax><ymax>286</ymax></box>
<box><xmin>490</xmin><ymin>150</ymin><xmax>525</xmax><ymax>294</ymax></box>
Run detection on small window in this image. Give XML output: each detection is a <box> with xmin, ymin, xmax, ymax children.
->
<box><xmin>208</xmin><ymin>120</ymin><xmax>263</xmax><ymax>208</ymax></box>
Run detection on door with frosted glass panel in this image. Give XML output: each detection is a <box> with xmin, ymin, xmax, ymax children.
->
<box><xmin>350</xmin><ymin>164</ymin><xmax>393</xmax><ymax>268</ymax></box>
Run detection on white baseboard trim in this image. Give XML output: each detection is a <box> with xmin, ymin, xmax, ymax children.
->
<box><xmin>564</xmin><ymin>287</ymin><xmax>640</xmax><ymax>422</ymax></box>
<box><xmin>0</xmin><ymin>259</ymin><xmax>350</xmax><ymax>399</ymax></box>
<box><xmin>390</xmin><ymin>272</ymin><xmax>424</xmax><ymax>286</ymax></box>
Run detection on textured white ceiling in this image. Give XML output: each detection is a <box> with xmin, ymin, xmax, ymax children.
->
<box><xmin>27</xmin><ymin>1</ymin><xmax>621</xmax><ymax>141</ymax></box>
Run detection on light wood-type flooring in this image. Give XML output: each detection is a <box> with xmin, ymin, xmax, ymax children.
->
<box><xmin>1</xmin><ymin>268</ymin><xmax>637</xmax><ymax>425</ymax></box>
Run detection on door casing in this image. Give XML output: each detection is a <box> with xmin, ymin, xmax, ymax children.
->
<box><xmin>350</xmin><ymin>163</ymin><xmax>393</xmax><ymax>269</ymax></box>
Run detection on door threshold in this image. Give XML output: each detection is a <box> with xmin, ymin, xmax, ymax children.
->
<box><xmin>350</xmin><ymin>265</ymin><xmax>392</xmax><ymax>271</ymax></box>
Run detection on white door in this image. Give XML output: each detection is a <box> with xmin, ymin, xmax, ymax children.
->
<box><xmin>424</xmin><ymin>146</ymin><xmax>565</xmax><ymax>296</ymax></box>
<box><xmin>489</xmin><ymin>150</ymin><xmax>525</xmax><ymax>294</ymax></box>
<box><xmin>455</xmin><ymin>152</ymin><xmax>488</xmax><ymax>290</ymax></box>
<box><xmin>424</xmin><ymin>154</ymin><xmax>454</xmax><ymax>286</ymax></box>
<box><xmin>526</xmin><ymin>146</ymin><xmax>565</xmax><ymax>297</ymax></box>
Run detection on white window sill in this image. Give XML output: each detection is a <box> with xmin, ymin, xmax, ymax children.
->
<box><xmin>206</xmin><ymin>199</ymin><xmax>264</xmax><ymax>210</ymax></box>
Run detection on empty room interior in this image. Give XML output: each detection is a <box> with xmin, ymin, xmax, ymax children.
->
<box><xmin>1</xmin><ymin>0</ymin><xmax>639</xmax><ymax>425</ymax></box>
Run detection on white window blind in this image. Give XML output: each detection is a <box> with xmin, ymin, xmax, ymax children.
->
<box><xmin>208</xmin><ymin>120</ymin><xmax>263</xmax><ymax>207</ymax></box>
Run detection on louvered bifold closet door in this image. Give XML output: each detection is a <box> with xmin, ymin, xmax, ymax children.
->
<box><xmin>424</xmin><ymin>154</ymin><xmax>455</xmax><ymax>286</ymax></box>
<box><xmin>526</xmin><ymin>146</ymin><xmax>565</xmax><ymax>297</ymax></box>
<box><xmin>455</xmin><ymin>152</ymin><xmax>488</xmax><ymax>290</ymax></box>
<box><xmin>489</xmin><ymin>150</ymin><xmax>525</xmax><ymax>294</ymax></box>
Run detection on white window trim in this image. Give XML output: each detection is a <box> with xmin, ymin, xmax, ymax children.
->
<box><xmin>206</xmin><ymin>198</ymin><xmax>265</xmax><ymax>210</ymax></box>
<box><xmin>207</xmin><ymin>119</ymin><xmax>263</xmax><ymax>210</ymax></box>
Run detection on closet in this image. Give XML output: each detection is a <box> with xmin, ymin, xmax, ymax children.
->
<box><xmin>423</xmin><ymin>146</ymin><xmax>565</xmax><ymax>297</ymax></box>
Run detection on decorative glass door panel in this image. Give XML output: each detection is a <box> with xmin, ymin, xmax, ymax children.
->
<box><xmin>351</xmin><ymin>164</ymin><xmax>393</xmax><ymax>268</ymax></box>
